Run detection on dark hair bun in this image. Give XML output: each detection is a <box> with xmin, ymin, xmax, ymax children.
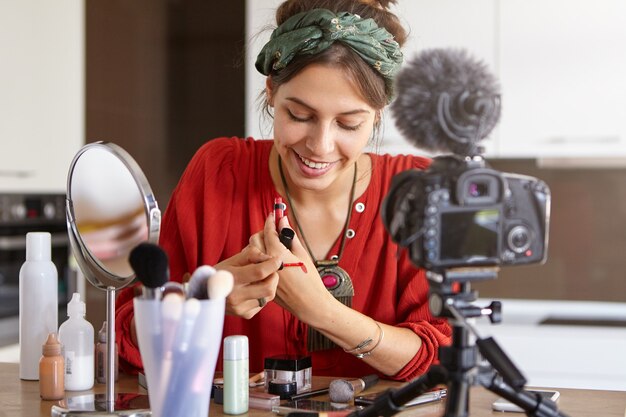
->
<box><xmin>362</xmin><ymin>0</ymin><xmax>396</xmax><ymax>10</ymax></box>
<box><xmin>276</xmin><ymin>0</ymin><xmax>406</xmax><ymax>46</ymax></box>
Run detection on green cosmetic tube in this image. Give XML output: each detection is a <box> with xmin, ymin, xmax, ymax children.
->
<box><xmin>223</xmin><ymin>335</ymin><xmax>249</xmax><ymax>414</ymax></box>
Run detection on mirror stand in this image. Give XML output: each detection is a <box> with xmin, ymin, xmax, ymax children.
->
<box><xmin>53</xmin><ymin>141</ymin><xmax>160</xmax><ymax>417</ymax></box>
<box><xmin>105</xmin><ymin>286</ymin><xmax>115</xmax><ymax>412</ymax></box>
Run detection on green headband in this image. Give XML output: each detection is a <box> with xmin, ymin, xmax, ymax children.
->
<box><xmin>255</xmin><ymin>8</ymin><xmax>403</xmax><ymax>102</ymax></box>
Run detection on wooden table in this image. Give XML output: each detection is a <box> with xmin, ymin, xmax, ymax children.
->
<box><xmin>1</xmin><ymin>362</ymin><xmax>624</xmax><ymax>417</ymax></box>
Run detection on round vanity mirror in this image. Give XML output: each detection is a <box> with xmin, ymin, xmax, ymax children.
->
<box><xmin>66</xmin><ymin>141</ymin><xmax>161</xmax><ymax>290</ymax></box>
<box><xmin>58</xmin><ymin>141</ymin><xmax>160</xmax><ymax>417</ymax></box>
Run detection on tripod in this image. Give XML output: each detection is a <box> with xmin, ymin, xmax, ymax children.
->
<box><xmin>348</xmin><ymin>268</ymin><xmax>571</xmax><ymax>417</ymax></box>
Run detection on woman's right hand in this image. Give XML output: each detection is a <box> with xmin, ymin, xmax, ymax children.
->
<box><xmin>214</xmin><ymin>243</ymin><xmax>283</xmax><ymax>319</ymax></box>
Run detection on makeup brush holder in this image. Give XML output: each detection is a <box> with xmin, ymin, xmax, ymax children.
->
<box><xmin>134</xmin><ymin>298</ymin><xmax>225</xmax><ymax>417</ymax></box>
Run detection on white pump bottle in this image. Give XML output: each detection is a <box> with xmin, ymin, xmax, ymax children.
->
<box><xmin>58</xmin><ymin>293</ymin><xmax>95</xmax><ymax>390</ymax></box>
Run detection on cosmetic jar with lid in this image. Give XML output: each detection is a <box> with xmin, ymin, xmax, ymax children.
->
<box><xmin>263</xmin><ymin>355</ymin><xmax>312</xmax><ymax>393</ymax></box>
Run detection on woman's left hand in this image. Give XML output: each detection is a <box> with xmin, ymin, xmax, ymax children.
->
<box><xmin>258</xmin><ymin>213</ymin><xmax>336</xmax><ymax>324</ymax></box>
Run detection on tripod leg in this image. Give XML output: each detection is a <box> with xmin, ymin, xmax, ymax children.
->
<box><xmin>443</xmin><ymin>377</ymin><xmax>471</xmax><ymax>417</ymax></box>
<box><xmin>473</xmin><ymin>335</ymin><xmax>570</xmax><ymax>416</ymax></box>
<box><xmin>438</xmin><ymin>324</ymin><xmax>476</xmax><ymax>417</ymax></box>
<box><xmin>482</xmin><ymin>369</ymin><xmax>571</xmax><ymax>417</ymax></box>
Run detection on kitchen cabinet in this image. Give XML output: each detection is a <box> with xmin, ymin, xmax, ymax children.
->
<box><xmin>497</xmin><ymin>0</ymin><xmax>626</xmax><ymax>158</ymax></box>
<box><xmin>398</xmin><ymin>0</ymin><xmax>626</xmax><ymax>158</ymax></box>
<box><xmin>0</xmin><ymin>1</ymin><xmax>84</xmax><ymax>193</ymax></box>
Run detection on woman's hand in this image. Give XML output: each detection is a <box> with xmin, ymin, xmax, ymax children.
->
<box><xmin>214</xmin><ymin>243</ymin><xmax>282</xmax><ymax>319</ymax></box>
<box><xmin>260</xmin><ymin>214</ymin><xmax>336</xmax><ymax>325</ymax></box>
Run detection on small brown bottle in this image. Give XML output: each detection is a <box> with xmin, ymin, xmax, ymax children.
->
<box><xmin>39</xmin><ymin>332</ymin><xmax>64</xmax><ymax>400</ymax></box>
<box><xmin>95</xmin><ymin>321</ymin><xmax>118</xmax><ymax>384</ymax></box>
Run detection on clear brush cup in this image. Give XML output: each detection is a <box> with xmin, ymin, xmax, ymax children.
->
<box><xmin>134</xmin><ymin>297</ymin><xmax>225</xmax><ymax>417</ymax></box>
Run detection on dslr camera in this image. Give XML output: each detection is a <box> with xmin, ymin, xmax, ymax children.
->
<box><xmin>381</xmin><ymin>155</ymin><xmax>550</xmax><ymax>271</ymax></box>
<box><xmin>385</xmin><ymin>48</ymin><xmax>551</xmax><ymax>272</ymax></box>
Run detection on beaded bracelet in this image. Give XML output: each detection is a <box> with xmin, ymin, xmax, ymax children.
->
<box><xmin>343</xmin><ymin>321</ymin><xmax>384</xmax><ymax>359</ymax></box>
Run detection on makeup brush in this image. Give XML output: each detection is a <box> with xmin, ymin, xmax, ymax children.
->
<box><xmin>162</xmin><ymin>281</ymin><xmax>185</xmax><ymax>297</ymax></box>
<box><xmin>161</xmin><ymin>298</ymin><xmax>202</xmax><ymax>417</ymax></box>
<box><xmin>129</xmin><ymin>242</ymin><xmax>169</xmax><ymax>300</ymax></box>
<box><xmin>182</xmin><ymin>271</ymin><xmax>232</xmax><ymax>416</ymax></box>
<box><xmin>161</xmin><ymin>293</ymin><xmax>184</xmax><ymax>357</ymax></box>
<box><xmin>329</xmin><ymin>374</ymin><xmax>380</xmax><ymax>403</ymax></box>
<box><xmin>129</xmin><ymin>242</ymin><xmax>169</xmax><ymax>403</ymax></box>
<box><xmin>173</xmin><ymin>298</ymin><xmax>201</xmax><ymax>353</ymax></box>
<box><xmin>207</xmin><ymin>270</ymin><xmax>234</xmax><ymax>299</ymax></box>
<box><xmin>186</xmin><ymin>265</ymin><xmax>216</xmax><ymax>299</ymax></box>
<box><xmin>156</xmin><ymin>292</ymin><xmax>184</xmax><ymax>413</ymax></box>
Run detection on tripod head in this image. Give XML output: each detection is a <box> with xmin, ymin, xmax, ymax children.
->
<box><xmin>425</xmin><ymin>267</ymin><xmax>502</xmax><ymax>324</ymax></box>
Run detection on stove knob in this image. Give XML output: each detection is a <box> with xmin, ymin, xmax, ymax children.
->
<box><xmin>43</xmin><ymin>202</ymin><xmax>57</xmax><ymax>219</ymax></box>
<box><xmin>11</xmin><ymin>203</ymin><xmax>26</xmax><ymax>220</ymax></box>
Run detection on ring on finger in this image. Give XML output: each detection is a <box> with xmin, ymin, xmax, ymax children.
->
<box><xmin>257</xmin><ymin>297</ymin><xmax>267</xmax><ymax>308</ymax></box>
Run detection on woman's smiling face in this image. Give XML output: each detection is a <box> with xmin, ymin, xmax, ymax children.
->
<box><xmin>269</xmin><ymin>63</ymin><xmax>377</xmax><ymax>192</ymax></box>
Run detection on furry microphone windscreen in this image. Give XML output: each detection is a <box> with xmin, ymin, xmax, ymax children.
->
<box><xmin>391</xmin><ymin>48</ymin><xmax>501</xmax><ymax>156</ymax></box>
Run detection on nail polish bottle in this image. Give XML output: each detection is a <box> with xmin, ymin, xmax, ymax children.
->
<box><xmin>95</xmin><ymin>321</ymin><xmax>118</xmax><ymax>383</ymax></box>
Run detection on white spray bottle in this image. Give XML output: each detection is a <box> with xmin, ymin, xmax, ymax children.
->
<box><xmin>19</xmin><ymin>232</ymin><xmax>58</xmax><ymax>380</ymax></box>
<box><xmin>58</xmin><ymin>293</ymin><xmax>95</xmax><ymax>390</ymax></box>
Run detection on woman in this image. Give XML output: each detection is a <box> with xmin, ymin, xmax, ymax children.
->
<box><xmin>116</xmin><ymin>0</ymin><xmax>451</xmax><ymax>381</ymax></box>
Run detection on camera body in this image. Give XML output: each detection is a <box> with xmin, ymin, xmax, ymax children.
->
<box><xmin>382</xmin><ymin>155</ymin><xmax>550</xmax><ymax>271</ymax></box>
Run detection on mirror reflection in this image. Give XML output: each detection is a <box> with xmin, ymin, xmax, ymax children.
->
<box><xmin>66</xmin><ymin>142</ymin><xmax>160</xmax><ymax>289</ymax></box>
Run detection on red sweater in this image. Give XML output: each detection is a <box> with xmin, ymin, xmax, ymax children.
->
<box><xmin>115</xmin><ymin>137</ymin><xmax>451</xmax><ymax>381</ymax></box>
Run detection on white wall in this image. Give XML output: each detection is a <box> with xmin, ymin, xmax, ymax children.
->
<box><xmin>0</xmin><ymin>0</ymin><xmax>85</xmax><ymax>193</ymax></box>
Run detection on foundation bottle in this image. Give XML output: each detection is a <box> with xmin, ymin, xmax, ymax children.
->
<box><xmin>95</xmin><ymin>321</ymin><xmax>118</xmax><ymax>383</ymax></box>
<box><xmin>39</xmin><ymin>332</ymin><xmax>64</xmax><ymax>400</ymax></box>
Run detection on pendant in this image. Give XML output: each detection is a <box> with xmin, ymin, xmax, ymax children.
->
<box><xmin>307</xmin><ymin>261</ymin><xmax>354</xmax><ymax>352</ymax></box>
<box><xmin>317</xmin><ymin>261</ymin><xmax>354</xmax><ymax>303</ymax></box>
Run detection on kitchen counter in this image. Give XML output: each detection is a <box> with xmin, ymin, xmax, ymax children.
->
<box><xmin>4</xmin><ymin>299</ymin><xmax>624</xmax><ymax>393</ymax></box>
<box><xmin>1</xmin><ymin>362</ymin><xmax>625</xmax><ymax>417</ymax></box>
<box><xmin>474</xmin><ymin>299</ymin><xmax>626</xmax><ymax>390</ymax></box>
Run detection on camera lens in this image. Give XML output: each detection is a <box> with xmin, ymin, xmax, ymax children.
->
<box><xmin>468</xmin><ymin>181</ymin><xmax>489</xmax><ymax>198</ymax></box>
<box><xmin>507</xmin><ymin>225</ymin><xmax>531</xmax><ymax>253</ymax></box>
